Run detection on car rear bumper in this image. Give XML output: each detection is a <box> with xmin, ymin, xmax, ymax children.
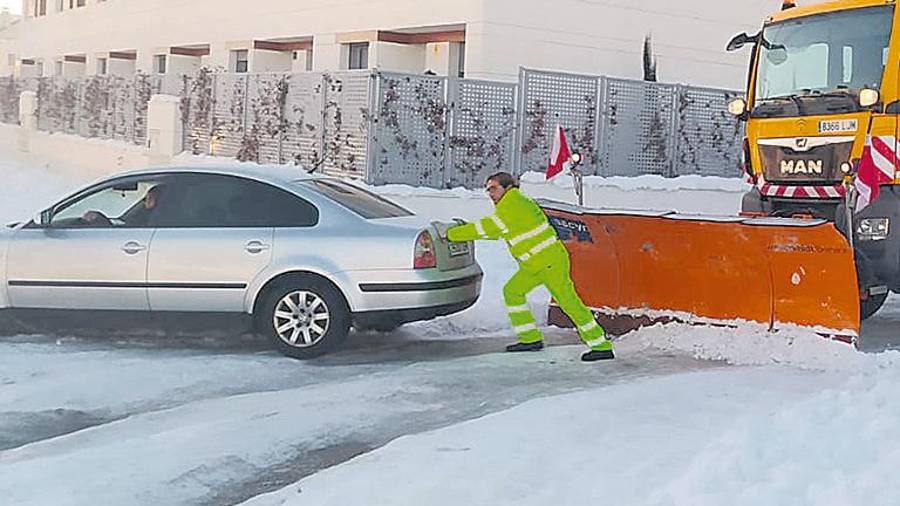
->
<box><xmin>353</xmin><ymin>297</ymin><xmax>480</xmax><ymax>327</ymax></box>
<box><xmin>339</xmin><ymin>263</ymin><xmax>483</xmax><ymax>313</ymax></box>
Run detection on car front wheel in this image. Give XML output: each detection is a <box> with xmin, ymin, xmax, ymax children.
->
<box><xmin>257</xmin><ymin>277</ymin><xmax>350</xmax><ymax>359</ymax></box>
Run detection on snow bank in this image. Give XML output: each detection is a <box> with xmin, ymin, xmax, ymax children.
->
<box><xmin>0</xmin><ymin>151</ymin><xmax>87</xmax><ymax>224</ymax></box>
<box><xmin>626</xmin><ymin>321</ymin><xmax>900</xmax><ymax>373</ymax></box>
<box><xmin>519</xmin><ymin>170</ymin><xmax>750</xmax><ymax>193</ymax></box>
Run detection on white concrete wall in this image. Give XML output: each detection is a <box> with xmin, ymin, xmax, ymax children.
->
<box><xmin>425</xmin><ymin>42</ymin><xmax>451</xmax><ymax>76</ymax></box>
<box><xmin>291</xmin><ymin>49</ymin><xmax>312</xmax><ymax>73</ymax></box>
<box><xmin>62</xmin><ymin>59</ymin><xmax>85</xmax><ymax>76</ymax></box>
<box><xmin>6</xmin><ymin>0</ymin><xmax>779</xmax><ymax>88</ymax></box>
<box><xmin>107</xmin><ymin>57</ymin><xmax>135</xmax><ymax>76</ymax></box>
<box><xmin>373</xmin><ymin>41</ymin><xmax>425</xmax><ymax>74</ymax></box>
<box><xmin>167</xmin><ymin>54</ymin><xmax>202</xmax><ymax>75</ymax></box>
<box><xmin>250</xmin><ymin>49</ymin><xmax>292</xmax><ymax>73</ymax></box>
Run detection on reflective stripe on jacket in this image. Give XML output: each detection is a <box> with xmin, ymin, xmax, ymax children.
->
<box><xmin>447</xmin><ymin>188</ymin><xmax>563</xmax><ymax>271</ymax></box>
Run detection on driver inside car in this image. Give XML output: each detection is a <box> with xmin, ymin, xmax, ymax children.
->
<box><xmin>81</xmin><ymin>183</ymin><xmax>167</xmax><ymax>227</ymax></box>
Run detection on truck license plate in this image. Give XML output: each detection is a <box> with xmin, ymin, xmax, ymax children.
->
<box><xmin>449</xmin><ymin>242</ymin><xmax>470</xmax><ymax>257</ymax></box>
<box><xmin>818</xmin><ymin>119</ymin><xmax>857</xmax><ymax>134</ymax></box>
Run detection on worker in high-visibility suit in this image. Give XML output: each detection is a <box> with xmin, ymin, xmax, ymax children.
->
<box><xmin>445</xmin><ymin>172</ymin><xmax>615</xmax><ymax>362</ymax></box>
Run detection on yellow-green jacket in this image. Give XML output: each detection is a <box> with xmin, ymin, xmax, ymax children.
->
<box><xmin>447</xmin><ymin>188</ymin><xmax>565</xmax><ymax>272</ymax></box>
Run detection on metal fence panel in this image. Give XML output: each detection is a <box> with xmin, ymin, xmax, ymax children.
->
<box><xmin>282</xmin><ymin>72</ymin><xmax>324</xmax><ymax>168</ymax></box>
<box><xmin>370</xmin><ymin>72</ymin><xmax>448</xmax><ymax>187</ymax></box>
<box><xmin>321</xmin><ymin>71</ymin><xmax>371</xmax><ymax>178</ymax></box>
<box><xmin>181</xmin><ymin>70</ymin><xmax>216</xmax><ymax>155</ymax></box>
<box><xmin>36</xmin><ymin>77</ymin><xmax>81</xmax><ymax>135</ymax></box>
<box><xmin>3</xmin><ymin>68</ymin><xmax>744</xmax><ymax>187</ymax></box>
<box><xmin>517</xmin><ymin>69</ymin><xmax>601</xmax><ymax>176</ymax></box>
<box><xmin>674</xmin><ymin>85</ymin><xmax>743</xmax><ymax>177</ymax></box>
<box><xmin>600</xmin><ymin>77</ymin><xmax>678</xmax><ymax>177</ymax></box>
<box><xmin>447</xmin><ymin>78</ymin><xmax>517</xmax><ymax>188</ymax></box>
<box><xmin>245</xmin><ymin>73</ymin><xmax>289</xmax><ymax>165</ymax></box>
<box><xmin>209</xmin><ymin>73</ymin><xmax>248</xmax><ymax>159</ymax></box>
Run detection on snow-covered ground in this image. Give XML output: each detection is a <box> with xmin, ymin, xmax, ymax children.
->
<box><xmin>2</xmin><ymin>148</ymin><xmax>900</xmax><ymax>505</ymax></box>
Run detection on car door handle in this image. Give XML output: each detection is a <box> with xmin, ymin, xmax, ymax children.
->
<box><xmin>121</xmin><ymin>241</ymin><xmax>147</xmax><ymax>255</ymax></box>
<box><xmin>245</xmin><ymin>241</ymin><xmax>270</xmax><ymax>254</ymax></box>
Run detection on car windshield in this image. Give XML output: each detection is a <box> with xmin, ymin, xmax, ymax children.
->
<box><xmin>301</xmin><ymin>179</ymin><xmax>413</xmax><ymax>219</ymax></box>
<box><xmin>753</xmin><ymin>5</ymin><xmax>893</xmax><ymax>116</ymax></box>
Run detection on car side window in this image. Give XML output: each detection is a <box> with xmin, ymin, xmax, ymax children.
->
<box><xmin>153</xmin><ymin>174</ymin><xmax>318</xmax><ymax>228</ymax></box>
<box><xmin>48</xmin><ymin>178</ymin><xmax>168</xmax><ymax>229</ymax></box>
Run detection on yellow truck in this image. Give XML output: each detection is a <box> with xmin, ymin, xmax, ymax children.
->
<box><xmin>727</xmin><ymin>0</ymin><xmax>899</xmax><ymax>318</ymax></box>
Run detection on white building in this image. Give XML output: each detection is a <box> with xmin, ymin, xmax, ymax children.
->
<box><xmin>4</xmin><ymin>0</ymin><xmax>778</xmax><ymax>88</ymax></box>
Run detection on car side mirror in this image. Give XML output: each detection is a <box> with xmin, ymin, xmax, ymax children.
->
<box><xmin>33</xmin><ymin>209</ymin><xmax>52</xmax><ymax>227</ymax></box>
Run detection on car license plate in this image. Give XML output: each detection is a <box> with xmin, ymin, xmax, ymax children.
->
<box><xmin>449</xmin><ymin>241</ymin><xmax>470</xmax><ymax>257</ymax></box>
<box><xmin>818</xmin><ymin>119</ymin><xmax>857</xmax><ymax>134</ymax></box>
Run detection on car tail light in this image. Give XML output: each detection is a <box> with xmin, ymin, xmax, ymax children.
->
<box><xmin>414</xmin><ymin>231</ymin><xmax>436</xmax><ymax>269</ymax></box>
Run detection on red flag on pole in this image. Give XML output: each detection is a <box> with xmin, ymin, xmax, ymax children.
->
<box><xmin>546</xmin><ymin>125</ymin><xmax>571</xmax><ymax>180</ymax></box>
<box><xmin>855</xmin><ymin>136</ymin><xmax>897</xmax><ymax>212</ymax></box>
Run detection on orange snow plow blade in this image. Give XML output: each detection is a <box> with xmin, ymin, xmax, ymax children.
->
<box><xmin>539</xmin><ymin>200</ymin><xmax>860</xmax><ymax>343</ymax></box>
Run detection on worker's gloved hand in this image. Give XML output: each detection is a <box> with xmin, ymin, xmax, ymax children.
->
<box><xmin>431</xmin><ymin>221</ymin><xmax>451</xmax><ymax>240</ymax></box>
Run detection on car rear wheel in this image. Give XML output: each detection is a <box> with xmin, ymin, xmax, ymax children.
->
<box><xmin>257</xmin><ymin>277</ymin><xmax>350</xmax><ymax>359</ymax></box>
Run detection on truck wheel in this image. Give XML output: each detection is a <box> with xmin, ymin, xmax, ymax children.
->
<box><xmin>256</xmin><ymin>276</ymin><xmax>350</xmax><ymax>359</ymax></box>
<box><xmin>861</xmin><ymin>292</ymin><xmax>889</xmax><ymax>321</ymax></box>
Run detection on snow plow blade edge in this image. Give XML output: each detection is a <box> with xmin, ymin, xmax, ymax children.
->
<box><xmin>540</xmin><ymin>201</ymin><xmax>860</xmax><ymax>343</ymax></box>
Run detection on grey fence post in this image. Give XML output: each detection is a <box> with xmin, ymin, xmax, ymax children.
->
<box><xmin>319</xmin><ymin>72</ymin><xmax>329</xmax><ymax>172</ymax></box>
<box><xmin>594</xmin><ymin>75</ymin><xmax>606</xmax><ymax>177</ymax></box>
<box><xmin>443</xmin><ymin>77</ymin><xmax>457</xmax><ymax>189</ymax></box>
<box><xmin>669</xmin><ymin>83</ymin><xmax>682</xmax><ymax>177</ymax></box>
<box><xmin>514</xmin><ymin>67</ymin><xmax>527</xmax><ymax>177</ymax></box>
<box><xmin>364</xmin><ymin>70</ymin><xmax>378</xmax><ymax>184</ymax></box>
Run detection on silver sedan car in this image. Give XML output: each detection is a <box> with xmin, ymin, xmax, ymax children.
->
<box><xmin>0</xmin><ymin>165</ymin><xmax>482</xmax><ymax>358</ymax></box>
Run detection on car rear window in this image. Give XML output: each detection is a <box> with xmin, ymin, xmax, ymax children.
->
<box><xmin>303</xmin><ymin>179</ymin><xmax>413</xmax><ymax>219</ymax></box>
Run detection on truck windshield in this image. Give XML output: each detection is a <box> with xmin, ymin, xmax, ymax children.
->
<box><xmin>753</xmin><ymin>5</ymin><xmax>893</xmax><ymax>117</ymax></box>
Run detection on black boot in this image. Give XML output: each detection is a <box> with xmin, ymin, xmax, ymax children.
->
<box><xmin>506</xmin><ymin>341</ymin><xmax>544</xmax><ymax>352</ymax></box>
<box><xmin>581</xmin><ymin>349</ymin><xmax>615</xmax><ymax>362</ymax></box>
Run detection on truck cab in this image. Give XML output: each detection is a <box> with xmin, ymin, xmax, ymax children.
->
<box><xmin>728</xmin><ymin>0</ymin><xmax>900</xmax><ymax>318</ymax></box>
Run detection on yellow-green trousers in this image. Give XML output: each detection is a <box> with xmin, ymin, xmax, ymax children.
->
<box><xmin>503</xmin><ymin>242</ymin><xmax>610</xmax><ymax>351</ymax></box>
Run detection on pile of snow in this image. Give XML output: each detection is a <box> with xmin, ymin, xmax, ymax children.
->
<box><xmin>0</xmin><ymin>152</ymin><xmax>87</xmax><ymax>225</ymax></box>
<box><xmin>626</xmin><ymin>322</ymin><xmax>900</xmax><ymax>372</ymax></box>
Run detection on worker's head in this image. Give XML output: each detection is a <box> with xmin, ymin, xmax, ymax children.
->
<box><xmin>485</xmin><ymin>172</ymin><xmax>518</xmax><ymax>204</ymax></box>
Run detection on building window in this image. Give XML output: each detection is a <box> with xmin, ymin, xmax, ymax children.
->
<box><xmin>457</xmin><ymin>42</ymin><xmax>466</xmax><ymax>78</ymax></box>
<box><xmin>55</xmin><ymin>0</ymin><xmax>64</xmax><ymax>12</ymax></box>
<box><xmin>348</xmin><ymin>42</ymin><xmax>368</xmax><ymax>70</ymax></box>
<box><xmin>232</xmin><ymin>49</ymin><xmax>249</xmax><ymax>73</ymax></box>
<box><xmin>68</xmin><ymin>0</ymin><xmax>85</xmax><ymax>8</ymax></box>
<box><xmin>97</xmin><ymin>57</ymin><xmax>107</xmax><ymax>75</ymax></box>
<box><xmin>154</xmin><ymin>54</ymin><xmax>167</xmax><ymax>74</ymax></box>
<box><xmin>55</xmin><ymin>60</ymin><xmax>63</xmax><ymax>76</ymax></box>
